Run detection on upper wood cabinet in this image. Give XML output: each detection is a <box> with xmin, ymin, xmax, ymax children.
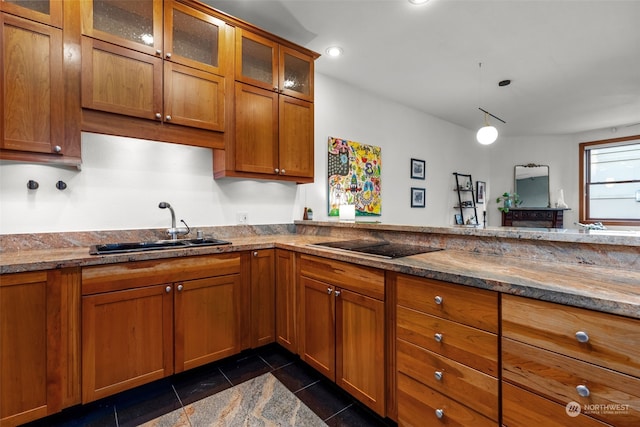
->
<box><xmin>236</xmin><ymin>28</ymin><xmax>313</xmax><ymax>102</ymax></box>
<box><xmin>79</xmin><ymin>0</ymin><xmax>230</xmax><ymax>146</ymax></box>
<box><xmin>0</xmin><ymin>13</ymin><xmax>73</xmax><ymax>162</ymax></box>
<box><xmin>0</xmin><ymin>0</ymin><xmax>63</xmax><ymax>28</ymax></box>
<box><xmin>0</xmin><ymin>268</ymin><xmax>80</xmax><ymax>427</ymax></box>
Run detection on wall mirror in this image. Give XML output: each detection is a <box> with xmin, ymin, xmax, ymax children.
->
<box><xmin>514</xmin><ymin>164</ymin><xmax>550</xmax><ymax>207</ymax></box>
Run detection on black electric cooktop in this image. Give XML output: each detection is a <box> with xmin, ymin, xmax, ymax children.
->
<box><xmin>313</xmin><ymin>239</ymin><xmax>443</xmax><ymax>259</ymax></box>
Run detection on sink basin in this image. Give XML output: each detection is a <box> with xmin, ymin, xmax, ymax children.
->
<box><xmin>90</xmin><ymin>238</ymin><xmax>231</xmax><ymax>255</ymax></box>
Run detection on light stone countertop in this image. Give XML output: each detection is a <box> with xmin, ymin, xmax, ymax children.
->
<box><xmin>1</xmin><ymin>223</ymin><xmax>639</xmax><ymax>319</ymax></box>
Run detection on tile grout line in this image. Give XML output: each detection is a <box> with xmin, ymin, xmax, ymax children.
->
<box><xmin>323</xmin><ymin>402</ymin><xmax>354</xmax><ymax>422</ymax></box>
<box><xmin>171</xmin><ymin>383</ymin><xmax>193</xmax><ymax>427</ymax></box>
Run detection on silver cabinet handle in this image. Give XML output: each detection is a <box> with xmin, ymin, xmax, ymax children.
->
<box><xmin>165</xmin><ymin>286</ymin><xmax>171</xmax><ymax>293</ymax></box>
<box><xmin>155</xmin><ymin>112</ymin><xmax>162</xmax><ymax>119</ymax></box>
<box><xmin>166</xmin><ymin>52</ymin><xmax>172</xmax><ymax>58</ymax></box>
<box><xmin>53</xmin><ymin>145</ymin><xmax>62</xmax><ymax>153</ymax></box>
<box><xmin>576</xmin><ymin>385</ymin><xmax>590</xmax><ymax>397</ymax></box>
<box><xmin>434</xmin><ymin>333</ymin><xmax>443</xmax><ymax>343</ymax></box>
<box><xmin>177</xmin><ymin>284</ymin><xmax>183</xmax><ymax>291</ymax></box>
<box><xmin>434</xmin><ymin>371</ymin><xmax>443</xmax><ymax>381</ymax></box>
<box><xmin>575</xmin><ymin>331</ymin><xmax>589</xmax><ymax>343</ymax></box>
<box><xmin>335</xmin><ymin>290</ymin><xmax>341</xmax><ymax>297</ymax></box>
<box><xmin>253</xmin><ymin>251</ymin><xmax>258</xmax><ymax>256</ymax></box>
<box><xmin>165</xmin><ymin>115</ymin><xmax>172</xmax><ymax>121</ymax></box>
<box><xmin>280</xmin><ymin>169</ymin><xmax>286</xmax><ymax>175</ymax></box>
<box><xmin>155</xmin><ymin>49</ymin><xmax>162</xmax><ymax>56</ymax></box>
<box><xmin>274</xmin><ymin>168</ymin><xmax>280</xmax><ymax>174</ymax></box>
<box><xmin>434</xmin><ymin>295</ymin><xmax>443</xmax><ymax>305</ymax></box>
<box><xmin>435</xmin><ymin>409</ymin><xmax>444</xmax><ymax>419</ymax></box>
<box><xmin>327</xmin><ymin>287</ymin><xmax>333</xmax><ymax>295</ymax></box>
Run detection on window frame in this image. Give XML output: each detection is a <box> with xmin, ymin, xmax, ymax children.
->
<box><xmin>579</xmin><ymin>134</ymin><xmax>640</xmax><ymax>227</ymax></box>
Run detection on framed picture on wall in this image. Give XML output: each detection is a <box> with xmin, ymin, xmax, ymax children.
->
<box><xmin>411</xmin><ymin>158</ymin><xmax>425</xmax><ymax>179</ymax></box>
<box><xmin>454</xmin><ymin>213</ymin><xmax>463</xmax><ymax>225</ymax></box>
<box><xmin>476</xmin><ymin>181</ymin><xmax>486</xmax><ymax>204</ymax></box>
<box><xmin>411</xmin><ymin>187</ymin><xmax>425</xmax><ymax>207</ymax></box>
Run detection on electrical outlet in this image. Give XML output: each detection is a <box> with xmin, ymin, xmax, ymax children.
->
<box><xmin>237</xmin><ymin>211</ymin><xmax>248</xmax><ymax>224</ymax></box>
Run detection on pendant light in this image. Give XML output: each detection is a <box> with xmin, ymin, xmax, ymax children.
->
<box><xmin>476</xmin><ymin>63</ymin><xmax>505</xmax><ymax>145</ymax></box>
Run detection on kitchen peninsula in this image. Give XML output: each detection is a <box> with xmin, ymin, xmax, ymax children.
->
<box><xmin>1</xmin><ymin>222</ymin><xmax>639</xmax><ymax>426</ymax></box>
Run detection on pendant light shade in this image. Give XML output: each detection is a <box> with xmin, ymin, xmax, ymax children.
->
<box><xmin>476</xmin><ymin>113</ymin><xmax>498</xmax><ymax>145</ymax></box>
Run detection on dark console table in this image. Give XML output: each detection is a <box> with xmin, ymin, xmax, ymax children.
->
<box><xmin>501</xmin><ymin>208</ymin><xmax>569</xmax><ymax>228</ymax></box>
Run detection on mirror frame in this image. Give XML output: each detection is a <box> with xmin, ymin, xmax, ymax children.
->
<box><xmin>514</xmin><ymin>163</ymin><xmax>550</xmax><ymax>208</ymax></box>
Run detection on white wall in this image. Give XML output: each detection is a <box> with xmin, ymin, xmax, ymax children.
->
<box><xmin>4</xmin><ymin>72</ymin><xmax>632</xmax><ymax>234</ymax></box>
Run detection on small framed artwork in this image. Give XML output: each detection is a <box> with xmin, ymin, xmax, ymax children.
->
<box><xmin>411</xmin><ymin>187</ymin><xmax>425</xmax><ymax>207</ymax></box>
<box><xmin>476</xmin><ymin>181</ymin><xmax>486</xmax><ymax>204</ymax></box>
<box><xmin>454</xmin><ymin>213</ymin><xmax>463</xmax><ymax>225</ymax></box>
<box><xmin>411</xmin><ymin>158</ymin><xmax>425</xmax><ymax>179</ymax></box>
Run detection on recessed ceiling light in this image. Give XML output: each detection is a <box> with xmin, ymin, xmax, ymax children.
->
<box><xmin>325</xmin><ymin>46</ymin><xmax>343</xmax><ymax>57</ymax></box>
<box><xmin>409</xmin><ymin>0</ymin><xmax>430</xmax><ymax>5</ymax></box>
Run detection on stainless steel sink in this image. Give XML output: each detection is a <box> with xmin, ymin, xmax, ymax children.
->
<box><xmin>89</xmin><ymin>238</ymin><xmax>231</xmax><ymax>255</ymax></box>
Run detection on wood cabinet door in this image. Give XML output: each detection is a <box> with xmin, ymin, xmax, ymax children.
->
<box><xmin>279</xmin><ymin>95</ymin><xmax>314</xmax><ymax>179</ymax></box>
<box><xmin>275</xmin><ymin>249</ymin><xmax>297</xmax><ymax>353</ymax></box>
<box><xmin>81</xmin><ymin>284</ymin><xmax>173</xmax><ymax>403</ymax></box>
<box><xmin>250</xmin><ymin>250</ymin><xmax>275</xmax><ymax>348</ymax></box>
<box><xmin>164</xmin><ymin>61</ymin><xmax>225</xmax><ymax>131</ymax></box>
<box><xmin>336</xmin><ymin>288</ymin><xmax>385</xmax><ymax>416</ymax></box>
<box><xmin>235</xmin><ymin>28</ymin><xmax>278</xmax><ymax>91</ymax></box>
<box><xmin>300</xmin><ymin>276</ymin><xmax>335</xmax><ymax>380</ymax></box>
<box><xmin>81</xmin><ymin>36</ymin><xmax>162</xmax><ymax>121</ymax></box>
<box><xmin>174</xmin><ymin>274</ymin><xmax>242</xmax><ymax>373</ymax></box>
<box><xmin>80</xmin><ymin>0</ymin><xmax>163</xmax><ymax>57</ymax></box>
<box><xmin>234</xmin><ymin>82</ymin><xmax>278</xmax><ymax>174</ymax></box>
<box><xmin>279</xmin><ymin>45</ymin><xmax>314</xmax><ymax>102</ymax></box>
<box><xmin>1</xmin><ymin>13</ymin><xmax>63</xmax><ymax>155</ymax></box>
<box><xmin>0</xmin><ymin>0</ymin><xmax>63</xmax><ymax>28</ymax></box>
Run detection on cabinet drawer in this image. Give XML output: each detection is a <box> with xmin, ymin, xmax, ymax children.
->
<box><xmin>298</xmin><ymin>254</ymin><xmax>384</xmax><ymax>300</ymax></box>
<box><xmin>503</xmin><ymin>338</ymin><xmax>640</xmax><ymax>426</ymax></box>
<box><xmin>397</xmin><ymin>372</ymin><xmax>496</xmax><ymax>427</ymax></box>
<box><xmin>82</xmin><ymin>253</ymin><xmax>240</xmax><ymax>294</ymax></box>
<box><xmin>502</xmin><ymin>294</ymin><xmax>640</xmax><ymax>378</ymax></box>
<box><xmin>502</xmin><ymin>382</ymin><xmax>610</xmax><ymax>427</ymax></box>
<box><xmin>397</xmin><ymin>306</ymin><xmax>498</xmax><ymax>376</ymax></box>
<box><xmin>397</xmin><ymin>339</ymin><xmax>498</xmax><ymax>420</ymax></box>
<box><xmin>397</xmin><ymin>274</ymin><xmax>498</xmax><ymax>333</ymax></box>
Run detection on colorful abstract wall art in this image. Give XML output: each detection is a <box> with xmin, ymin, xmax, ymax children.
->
<box><xmin>328</xmin><ymin>137</ymin><xmax>382</xmax><ymax>217</ymax></box>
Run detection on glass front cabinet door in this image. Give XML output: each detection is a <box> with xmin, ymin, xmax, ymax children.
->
<box><xmin>0</xmin><ymin>0</ymin><xmax>63</xmax><ymax>27</ymax></box>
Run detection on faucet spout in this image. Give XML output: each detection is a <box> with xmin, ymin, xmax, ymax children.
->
<box><xmin>159</xmin><ymin>202</ymin><xmax>188</xmax><ymax>240</ymax></box>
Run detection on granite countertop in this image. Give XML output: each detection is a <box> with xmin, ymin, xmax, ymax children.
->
<box><xmin>1</xmin><ymin>231</ymin><xmax>639</xmax><ymax>319</ymax></box>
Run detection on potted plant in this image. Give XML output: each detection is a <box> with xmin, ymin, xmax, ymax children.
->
<box><xmin>496</xmin><ymin>192</ymin><xmax>522</xmax><ymax>213</ymax></box>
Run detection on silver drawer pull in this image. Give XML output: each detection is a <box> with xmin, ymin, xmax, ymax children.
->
<box><xmin>177</xmin><ymin>284</ymin><xmax>183</xmax><ymax>291</ymax></box>
<box><xmin>327</xmin><ymin>287</ymin><xmax>333</xmax><ymax>294</ymax></box>
<box><xmin>575</xmin><ymin>331</ymin><xmax>589</xmax><ymax>343</ymax></box>
<box><xmin>435</xmin><ymin>408</ymin><xmax>444</xmax><ymax>419</ymax></box>
<box><xmin>165</xmin><ymin>286</ymin><xmax>171</xmax><ymax>293</ymax></box>
<box><xmin>334</xmin><ymin>290</ymin><xmax>341</xmax><ymax>297</ymax></box>
<box><xmin>434</xmin><ymin>295</ymin><xmax>443</xmax><ymax>305</ymax></box>
<box><xmin>576</xmin><ymin>385</ymin><xmax>590</xmax><ymax>397</ymax></box>
<box><xmin>434</xmin><ymin>333</ymin><xmax>443</xmax><ymax>343</ymax></box>
<box><xmin>434</xmin><ymin>371</ymin><xmax>443</xmax><ymax>381</ymax></box>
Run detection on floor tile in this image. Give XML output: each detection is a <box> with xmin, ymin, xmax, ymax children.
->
<box><xmin>257</xmin><ymin>342</ymin><xmax>298</xmax><ymax>369</ymax></box>
<box><xmin>217</xmin><ymin>352</ymin><xmax>272</xmax><ymax>385</ymax></box>
<box><xmin>272</xmin><ymin>360</ymin><xmax>324</xmax><ymax>393</ymax></box>
<box><xmin>113</xmin><ymin>378</ymin><xmax>181</xmax><ymax>427</ymax></box>
<box><xmin>325</xmin><ymin>403</ymin><xmax>397</xmax><ymax>427</ymax></box>
<box><xmin>295</xmin><ymin>378</ymin><xmax>353</xmax><ymax>421</ymax></box>
<box><xmin>172</xmin><ymin>363</ymin><xmax>232</xmax><ymax>406</ymax></box>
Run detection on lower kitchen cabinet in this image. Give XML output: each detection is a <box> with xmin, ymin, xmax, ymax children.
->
<box><xmin>502</xmin><ymin>294</ymin><xmax>640</xmax><ymax>427</ymax></box>
<box><xmin>275</xmin><ymin>249</ymin><xmax>297</xmax><ymax>353</ymax></box>
<box><xmin>298</xmin><ymin>254</ymin><xmax>386</xmax><ymax>416</ymax></box>
<box><xmin>81</xmin><ymin>253</ymin><xmax>244</xmax><ymax>403</ymax></box>
<box><xmin>249</xmin><ymin>249</ymin><xmax>275</xmax><ymax>348</ymax></box>
<box><xmin>0</xmin><ymin>268</ymin><xmax>80</xmax><ymax>427</ymax></box>
<box><xmin>392</xmin><ymin>273</ymin><xmax>499</xmax><ymax>426</ymax></box>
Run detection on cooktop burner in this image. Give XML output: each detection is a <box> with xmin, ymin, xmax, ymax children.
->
<box><xmin>313</xmin><ymin>240</ymin><xmax>443</xmax><ymax>259</ymax></box>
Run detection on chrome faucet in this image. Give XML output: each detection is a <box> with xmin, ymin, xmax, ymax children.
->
<box><xmin>158</xmin><ymin>202</ymin><xmax>189</xmax><ymax>240</ymax></box>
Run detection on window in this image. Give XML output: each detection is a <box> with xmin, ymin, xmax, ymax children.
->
<box><xmin>579</xmin><ymin>135</ymin><xmax>640</xmax><ymax>226</ymax></box>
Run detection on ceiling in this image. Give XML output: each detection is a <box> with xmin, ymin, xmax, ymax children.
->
<box><xmin>205</xmin><ymin>0</ymin><xmax>640</xmax><ymax>137</ymax></box>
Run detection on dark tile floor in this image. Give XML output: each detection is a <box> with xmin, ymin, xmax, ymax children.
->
<box><xmin>21</xmin><ymin>344</ymin><xmax>397</xmax><ymax>427</ymax></box>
